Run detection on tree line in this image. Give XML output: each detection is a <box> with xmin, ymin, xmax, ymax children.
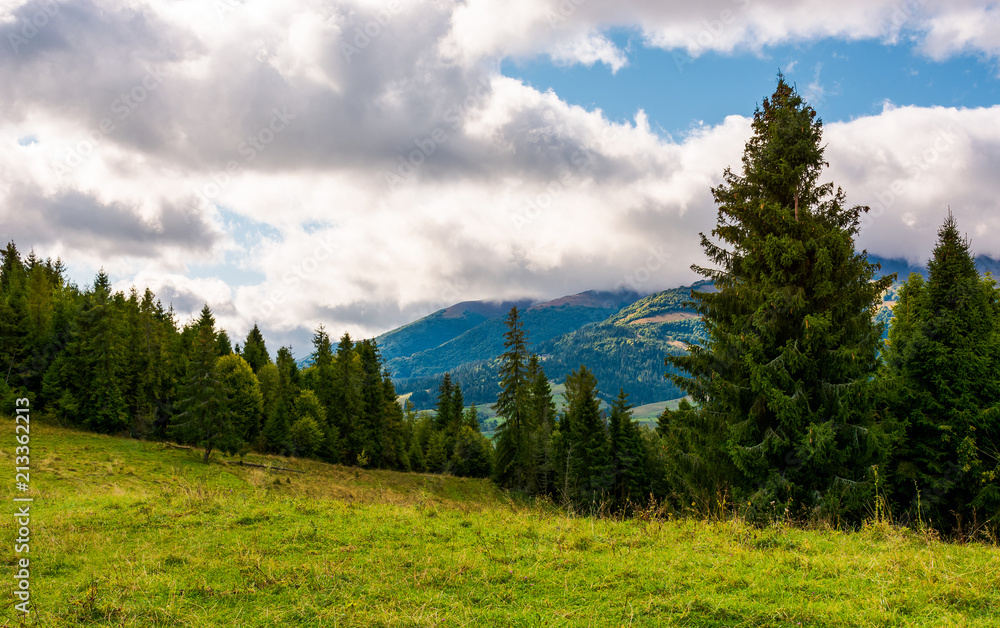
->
<box><xmin>0</xmin><ymin>255</ymin><xmax>492</xmax><ymax>477</ymax></box>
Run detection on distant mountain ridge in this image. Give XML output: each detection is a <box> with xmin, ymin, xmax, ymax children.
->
<box><xmin>869</xmin><ymin>254</ymin><xmax>1000</xmax><ymax>281</ymax></box>
<box><xmin>377</xmin><ymin>289</ymin><xmax>642</xmax><ymax>380</ymax></box>
<box><xmin>375</xmin><ymin>298</ymin><xmax>536</xmax><ymax>361</ymax></box>
<box><xmin>372</xmin><ymin>254</ymin><xmax>1000</xmax><ymax>409</ymax></box>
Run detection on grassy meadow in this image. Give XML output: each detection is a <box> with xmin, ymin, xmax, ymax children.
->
<box><xmin>2</xmin><ymin>422</ymin><xmax>999</xmax><ymax>627</ymax></box>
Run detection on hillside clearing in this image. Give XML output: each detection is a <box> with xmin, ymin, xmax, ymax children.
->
<box><xmin>3</xmin><ymin>423</ymin><xmax>998</xmax><ymax>627</ymax></box>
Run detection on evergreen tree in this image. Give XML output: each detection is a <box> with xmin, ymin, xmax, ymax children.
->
<box><xmin>80</xmin><ymin>271</ymin><xmax>129</xmax><ymax>434</ymax></box>
<box><xmin>121</xmin><ymin>288</ymin><xmax>152</xmax><ymax>436</ymax></box>
<box><xmin>309</xmin><ymin>325</ymin><xmax>336</xmax><ymax>410</ymax></box>
<box><xmin>216</xmin><ymin>353</ymin><xmax>264</xmax><ymax>446</ymax></box>
<box><xmin>492</xmin><ymin>306</ymin><xmax>535</xmax><ymax>491</ymax></box>
<box><xmin>404</xmin><ymin>400</ymin><xmax>427</xmax><ymax>472</ymax></box>
<box><xmin>565</xmin><ymin>366</ymin><xmax>612</xmax><ymax>508</ymax></box>
<box><xmin>451</xmin><ymin>425</ymin><xmax>494</xmax><ymax>478</ymax></box>
<box><xmin>608</xmin><ymin>388</ymin><xmax>647</xmax><ymax>509</ymax></box>
<box><xmin>21</xmin><ymin>258</ymin><xmax>55</xmax><ymax>394</ymax></box>
<box><xmin>39</xmin><ymin>282</ymin><xmax>83</xmax><ymax>420</ymax></box>
<box><xmin>291</xmin><ymin>389</ymin><xmax>326</xmax><ymax>457</ymax></box>
<box><xmin>425</xmin><ymin>430</ymin><xmax>450</xmax><ymax>473</ymax></box>
<box><xmin>0</xmin><ymin>242</ymin><xmax>29</xmax><ymax>394</ymax></box>
<box><xmin>357</xmin><ymin>339</ymin><xmax>385</xmax><ymax>466</ymax></box>
<box><xmin>262</xmin><ymin>401</ymin><xmax>292</xmax><ymax>455</ymax></box>
<box><xmin>527</xmin><ymin>355</ymin><xmax>557</xmax><ymax>495</ymax></box>
<box><xmin>331</xmin><ymin>333</ymin><xmax>365</xmax><ymax>462</ymax></box>
<box><xmin>664</xmin><ymin>75</ymin><xmax>894</xmax><ymax>520</ymax></box>
<box><xmin>306</xmin><ymin>325</ymin><xmax>343</xmax><ymax>463</ymax></box>
<box><xmin>216</xmin><ymin>330</ymin><xmax>233</xmax><ymax>356</ymax></box>
<box><xmin>883</xmin><ymin>212</ymin><xmax>1000</xmax><ymax>530</ymax></box>
<box><xmin>462</xmin><ymin>404</ymin><xmax>480</xmax><ymax>431</ymax></box>
<box><xmin>256</xmin><ymin>362</ymin><xmax>281</xmax><ymax>446</ymax></box>
<box><xmin>170</xmin><ymin>305</ymin><xmax>241</xmax><ymax>461</ymax></box>
<box><xmin>434</xmin><ymin>373</ymin><xmax>457</xmax><ymax>431</ymax></box>
<box><xmin>241</xmin><ymin>324</ymin><xmax>271</xmax><ymax>374</ymax></box>
<box><xmin>261</xmin><ymin>347</ymin><xmax>299</xmax><ymax>455</ymax></box>
<box><xmin>379</xmin><ymin>369</ymin><xmax>408</xmax><ymax>470</ymax></box>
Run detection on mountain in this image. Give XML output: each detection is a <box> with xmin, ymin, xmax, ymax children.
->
<box><xmin>384</xmin><ymin>285</ymin><xmax>703</xmax><ymax>409</ymax></box>
<box><xmin>376</xmin><ymin>298</ymin><xmax>536</xmax><ymax>360</ymax></box>
<box><xmin>379</xmin><ymin>289</ymin><xmax>642</xmax><ymax>380</ymax></box>
<box><xmin>869</xmin><ymin>254</ymin><xmax>1000</xmax><ymax>282</ymax></box>
<box><xmin>532</xmin><ymin>282</ymin><xmax>710</xmax><ymax>406</ymax></box>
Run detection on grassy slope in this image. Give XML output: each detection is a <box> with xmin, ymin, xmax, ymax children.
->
<box><xmin>4</xmin><ymin>424</ymin><xmax>999</xmax><ymax>627</ymax></box>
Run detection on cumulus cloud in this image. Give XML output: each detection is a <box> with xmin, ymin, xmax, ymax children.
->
<box><xmin>1</xmin><ymin>0</ymin><xmax>999</xmax><ymax>352</ymax></box>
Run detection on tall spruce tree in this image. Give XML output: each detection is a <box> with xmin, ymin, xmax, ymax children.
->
<box><xmin>0</xmin><ymin>242</ymin><xmax>29</xmax><ymax>398</ymax></box>
<box><xmin>608</xmin><ymin>388</ymin><xmax>647</xmax><ymax>509</ymax></box>
<box><xmin>309</xmin><ymin>325</ymin><xmax>336</xmax><ymax>409</ymax></box>
<box><xmin>379</xmin><ymin>369</ymin><xmax>407</xmax><ymax>470</ymax></box>
<box><xmin>262</xmin><ymin>347</ymin><xmax>299</xmax><ymax>455</ymax></box>
<box><xmin>357</xmin><ymin>339</ymin><xmax>385</xmax><ymax>466</ymax></box>
<box><xmin>492</xmin><ymin>306</ymin><xmax>534</xmax><ymax>491</ymax></box>
<box><xmin>564</xmin><ymin>366</ymin><xmax>612</xmax><ymax>508</ymax></box>
<box><xmin>331</xmin><ymin>333</ymin><xmax>365</xmax><ymax>463</ymax></box>
<box><xmin>434</xmin><ymin>373</ymin><xmax>458</xmax><ymax>431</ymax></box>
<box><xmin>216</xmin><ymin>353</ymin><xmax>264</xmax><ymax>446</ymax></box>
<box><xmin>527</xmin><ymin>354</ymin><xmax>557</xmax><ymax>495</ymax></box>
<box><xmin>664</xmin><ymin>75</ymin><xmax>894</xmax><ymax>519</ymax></box>
<box><xmin>883</xmin><ymin>212</ymin><xmax>1000</xmax><ymax>530</ymax></box>
<box><xmin>80</xmin><ymin>271</ymin><xmax>129</xmax><ymax>434</ymax></box>
<box><xmin>171</xmin><ymin>305</ymin><xmax>241</xmax><ymax>461</ymax></box>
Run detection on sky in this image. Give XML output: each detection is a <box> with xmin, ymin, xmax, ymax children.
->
<box><xmin>3</xmin><ymin>0</ymin><xmax>1000</xmax><ymax>355</ymax></box>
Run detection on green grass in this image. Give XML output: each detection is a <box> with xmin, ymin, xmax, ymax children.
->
<box><xmin>633</xmin><ymin>398</ymin><xmax>685</xmax><ymax>426</ymax></box>
<box><xmin>4</xmin><ymin>423</ymin><xmax>999</xmax><ymax>626</ymax></box>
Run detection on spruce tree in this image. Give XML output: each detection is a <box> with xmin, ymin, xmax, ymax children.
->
<box><xmin>262</xmin><ymin>347</ymin><xmax>299</xmax><ymax>455</ymax></box>
<box><xmin>664</xmin><ymin>75</ymin><xmax>894</xmax><ymax>519</ymax></box>
<box><xmin>216</xmin><ymin>353</ymin><xmax>264</xmax><ymax>445</ymax></box>
<box><xmin>309</xmin><ymin>325</ymin><xmax>336</xmax><ymax>410</ymax></box>
<box><xmin>308</xmin><ymin>325</ymin><xmax>342</xmax><ymax>462</ymax></box>
<box><xmin>357</xmin><ymin>339</ymin><xmax>385</xmax><ymax>466</ymax></box>
<box><xmin>527</xmin><ymin>354</ymin><xmax>557</xmax><ymax>495</ymax></box>
<box><xmin>291</xmin><ymin>389</ymin><xmax>326</xmax><ymax>457</ymax></box>
<box><xmin>379</xmin><ymin>368</ymin><xmax>408</xmax><ymax>470</ymax></box>
<box><xmin>216</xmin><ymin>330</ymin><xmax>233</xmax><ymax>356</ymax></box>
<box><xmin>451</xmin><ymin>425</ymin><xmax>494</xmax><ymax>478</ymax></box>
<box><xmin>171</xmin><ymin>305</ymin><xmax>241</xmax><ymax>461</ymax></box>
<box><xmin>0</xmin><ymin>242</ymin><xmax>29</xmax><ymax>395</ymax></box>
<box><xmin>256</xmin><ymin>362</ymin><xmax>281</xmax><ymax>446</ymax></box>
<box><xmin>241</xmin><ymin>324</ymin><xmax>271</xmax><ymax>374</ymax></box>
<box><xmin>608</xmin><ymin>388</ymin><xmax>647</xmax><ymax>509</ymax></box>
<box><xmin>492</xmin><ymin>306</ymin><xmax>534</xmax><ymax>491</ymax></box>
<box><xmin>463</xmin><ymin>404</ymin><xmax>480</xmax><ymax>431</ymax></box>
<box><xmin>565</xmin><ymin>366</ymin><xmax>612</xmax><ymax>508</ymax></box>
<box><xmin>434</xmin><ymin>373</ymin><xmax>457</xmax><ymax>431</ymax></box>
<box><xmin>331</xmin><ymin>333</ymin><xmax>365</xmax><ymax>462</ymax></box>
<box><xmin>883</xmin><ymin>212</ymin><xmax>1000</xmax><ymax>530</ymax></box>
<box><xmin>80</xmin><ymin>271</ymin><xmax>129</xmax><ymax>434</ymax></box>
